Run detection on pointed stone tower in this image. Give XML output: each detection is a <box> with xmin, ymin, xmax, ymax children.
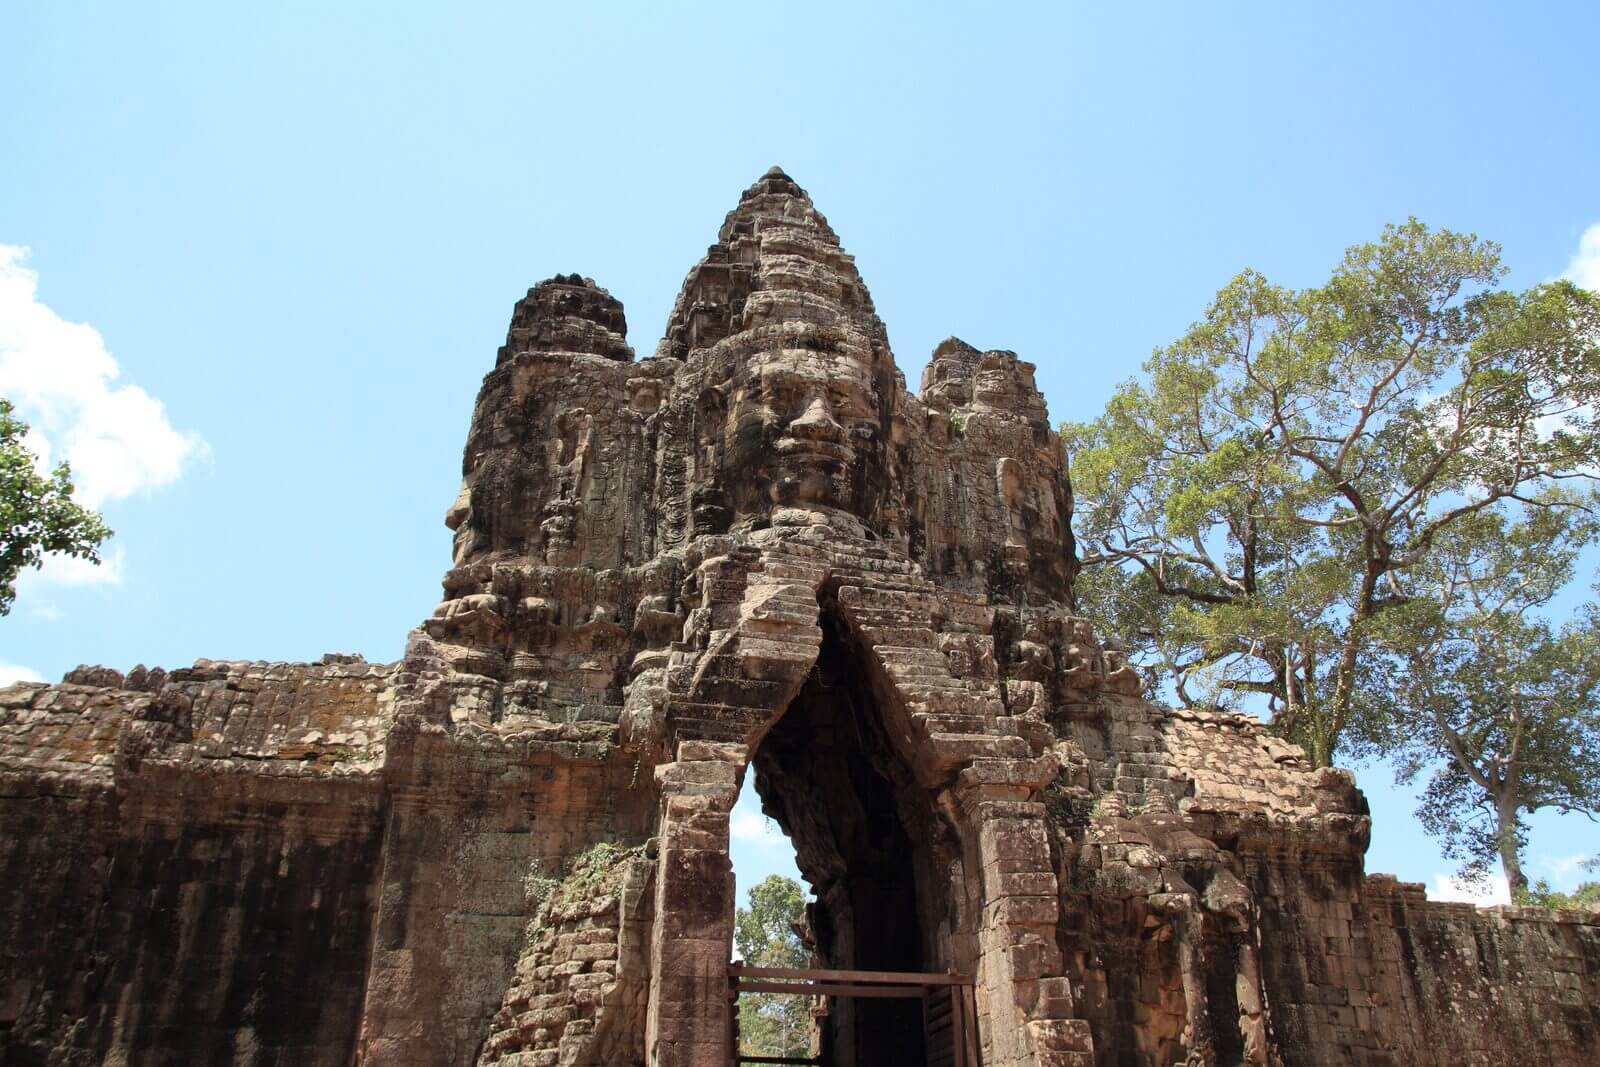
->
<box><xmin>2</xmin><ymin>171</ymin><xmax>1596</xmax><ymax>1067</ymax></box>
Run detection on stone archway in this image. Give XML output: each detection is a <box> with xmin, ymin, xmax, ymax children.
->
<box><xmin>747</xmin><ymin>602</ymin><xmax>972</xmax><ymax>1066</ymax></box>
<box><xmin>641</xmin><ymin>539</ymin><xmax>1087</xmax><ymax>1067</ymax></box>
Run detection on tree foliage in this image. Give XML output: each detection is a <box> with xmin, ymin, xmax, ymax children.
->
<box><xmin>1064</xmin><ymin>220</ymin><xmax>1600</xmax><ymax>766</ymax></box>
<box><xmin>1367</xmin><ymin>508</ymin><xmax>1600</xmax><ymax>896</ymax></box>
<box><xmin>0</xmin><ymin>397</ymin><xmax>112</xmax><ymax>615</ymax></box>
<box><xmin>734</xmin><ymin>875</ymin><xmax>811</xmax><ymax>1058</ymax></box>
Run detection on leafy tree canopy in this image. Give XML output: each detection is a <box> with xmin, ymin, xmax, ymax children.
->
<box><xmin>1064</xmin><ymin>219</ymin><xmax>1600</xmax><ymax>767</ymax></box>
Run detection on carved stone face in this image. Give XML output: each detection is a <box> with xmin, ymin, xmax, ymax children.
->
<box><xmin>719</xmin><ymin>343</ymin><xmax>887</xmax><ymax>524</ymax></box>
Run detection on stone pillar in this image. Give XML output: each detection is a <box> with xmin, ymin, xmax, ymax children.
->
<box><xmin>645</xmin><ymin>741</ymin><xmax>743</xmax><ymax>1067</ymax></box>
<box><xmin>1235</xmin><ymin>934</ymin><xmax>1271</xmax><ymax>1065</ymax></box>
<box><xmin>958</xmin><ymin>757</ymin><xmax>1094</xmax><ymax>1067</ymax></box>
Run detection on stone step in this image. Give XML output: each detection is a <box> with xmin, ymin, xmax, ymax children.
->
<box><xmin>753</xmin><ymin>561</ymin><xmax>826</xmax><ymax>581</ymax></box>
<box><xmin>881</xmin><ymin>664</ymin><xmax>957</xmax><ymax>683</ymax></box>
<box><xmin>921</xmin><ymin>689</ymin><xmax>1005</xmax><ymax>716</ymax></box>
<box><xmin>854</xmin><ymin>626</ymin><xmax>941</xmax><ymax>648</ymax></box>
<box><xmin>920</xmin><ymin>713</ymin><xmax>992</xmax><ymax>733</ymax></box>
<box><xmin>670</xmin><ymin>716</ymin><xmax>752</xmax><ymax>743</ymax></box>
<box><xmin>873</xmin><ymin>646</ymin><xmax>951</xmax><ymax>667</ymax></box>
<box><xmin>924</xmin><ymin>732</ymin><xmax>1031</xmax><ymax>766</ymax></box>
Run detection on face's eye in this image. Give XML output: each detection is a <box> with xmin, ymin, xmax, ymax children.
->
<box><xmin>831</xmin><ymin>385</ymin><xmax>874</xmax><ymax>419</ymax></box>
<box><xmin>761</xmin><ymin>379</ymin><xmax>793</xmax><ymax>408</ymax></box>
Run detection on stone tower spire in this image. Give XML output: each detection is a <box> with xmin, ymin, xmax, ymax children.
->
<box><xmin>657</xmin><ymin>168</ymin><xmax>900</xmax><ymax>536</ymax></box>
<box><xmin>656</xmin><ymin>166</ymin><xmax>889</xmax><ymax>361</ymax></box>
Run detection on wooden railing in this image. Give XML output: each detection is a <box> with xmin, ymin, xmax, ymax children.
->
<box><xmin>727</xmin><ymin>964</ymin><xmax>979</xmax><ymax>1067</ymax></box>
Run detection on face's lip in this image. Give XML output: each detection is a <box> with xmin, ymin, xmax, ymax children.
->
<box><xmin>774</xmin><ymin>437</ymin><xmax>851</xmax><ymax>463</ymax></box>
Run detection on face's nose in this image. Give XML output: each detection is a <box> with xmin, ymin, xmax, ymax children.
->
<box><xmin>787</xmin><ymin>393</ymin><xmax>845</xmax><ymax>442</ymax></box>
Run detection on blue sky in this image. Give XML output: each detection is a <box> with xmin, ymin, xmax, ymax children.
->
<box><xmin>3</xmin><ymin>3</ymin><xmax>1597</xmax><ymax>906</ymax></box>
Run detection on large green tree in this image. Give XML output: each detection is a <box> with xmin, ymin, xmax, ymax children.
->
<box><xmin>0</xmin><ymin>397</ymin><xmax>111</xmax><ymax>616</ymax></box>
<box><xmin>734</xmin><ymin>875</ymin><xmax>811</xmax><ymax>1059</ymax></box>
<box><xmin>1064</xmin><ymin>220</ymin><xmax>1600</xmax><ymax>765</ymax></box>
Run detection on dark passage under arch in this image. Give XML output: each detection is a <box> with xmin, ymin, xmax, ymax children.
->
<box><xmin>747</xmin><ymin>607</ymin><xmax>966</xmax><ymax>1067</ymax></box>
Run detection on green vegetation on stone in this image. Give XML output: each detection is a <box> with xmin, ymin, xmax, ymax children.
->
<box><xmin>522</xmin><ymin>840</ymin><xmax>639</xmax><ymax>941</ymax></box>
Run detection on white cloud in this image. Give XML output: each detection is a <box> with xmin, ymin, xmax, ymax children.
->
<box><xmin>1532</xmin><ymin>851</ymin><xmax>1594</xmax><ymax>887</ymax></box>
<box><xmin>14</xmin><ymin>551</ymin><xmax>119</xmax><ymax>618</ymax></box>
<box><xmin>0</xmin><ymin>662</ymin><xmax>44</xmax><ymax>686</ymax></box>
<box><xmin>1563</xmin><ymin>223</ymin><xmax>1600</xmax><ymax>292</ymax></box>
<box><xmin>0</xmin><ymin>244</ymin><xmax>206</xmax><ymax>511</ymax></box>
<box><xmin>19</xmin><ymin>545</ymin><xmax>125</xmax><ymax>589</ymax></box>
<box><xmin>731</xmin><ymin>810</ymin><xmax>787</xmax><ymax>846</ymax></box>
<box><xmin>1428</xmin><ymin>872</ymin><xmax>1511</xmax><ymax>907</ymax></box>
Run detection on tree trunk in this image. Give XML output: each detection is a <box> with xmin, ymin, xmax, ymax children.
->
<box><xmin>1495</xmin><ymin>796</ymin><xmax>1528</xmax><ymax>900</ymax></box>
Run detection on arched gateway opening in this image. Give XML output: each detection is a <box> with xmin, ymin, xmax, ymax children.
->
<box><xmin>739</xmin><ymin>602</ymin><xmax>974</xmax><ymax>1067</ymax></box>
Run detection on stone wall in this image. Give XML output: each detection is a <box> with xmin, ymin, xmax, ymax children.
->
<box><xmin>1252</xmin><ymin>873</ymin><xmax>1600</xmax><ymax>1066</ymax></box>
<box><xmin>1369</xmin><ymin>881</ymin><xmax>1600</xmax><ymax>1064</ymax></box>
<box><xmin>0</xmin><ymin>660</ymin><xmax>391</xmax><ymax>1067</ymax></box>
<box><xmin>0</xmin><ymin>653</ymin><xmax>657</xmax><ymax>1067</ymax></box>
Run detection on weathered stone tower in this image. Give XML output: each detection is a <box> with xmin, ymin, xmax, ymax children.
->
<box><xmin>2</xmin><ymin>170</ymin><xmax>1596</xmax><ymax>1067</ymax></box>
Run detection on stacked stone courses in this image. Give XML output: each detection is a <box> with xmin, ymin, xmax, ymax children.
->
<box><xmin>1</xmin><ymin>169</ymin><xmax>1595</xmax><ymax>1066</ymax></box>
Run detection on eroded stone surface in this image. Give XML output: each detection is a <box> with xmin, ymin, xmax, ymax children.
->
<box><xmin>1</xmin><ymin>169</ymin><xmax>1595</xmax><ymax>1067</ymax></box>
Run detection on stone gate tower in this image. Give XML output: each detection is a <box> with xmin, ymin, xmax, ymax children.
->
<box><xmin>2</xmin><ymin>170</ymin><xmax>1596</xmax><ymax>1067</ymax></box>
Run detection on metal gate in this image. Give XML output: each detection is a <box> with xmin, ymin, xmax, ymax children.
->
<box><xmin>728</xmin><ymin>964</ymin><xmax>979</xmax><ymax>1067</ymax></box>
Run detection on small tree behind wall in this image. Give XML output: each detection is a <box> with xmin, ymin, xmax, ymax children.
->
<box><xmin>734</xmin><ymin>875</ymin><xmax>811</xmax><ymax>1059</ymax></box>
